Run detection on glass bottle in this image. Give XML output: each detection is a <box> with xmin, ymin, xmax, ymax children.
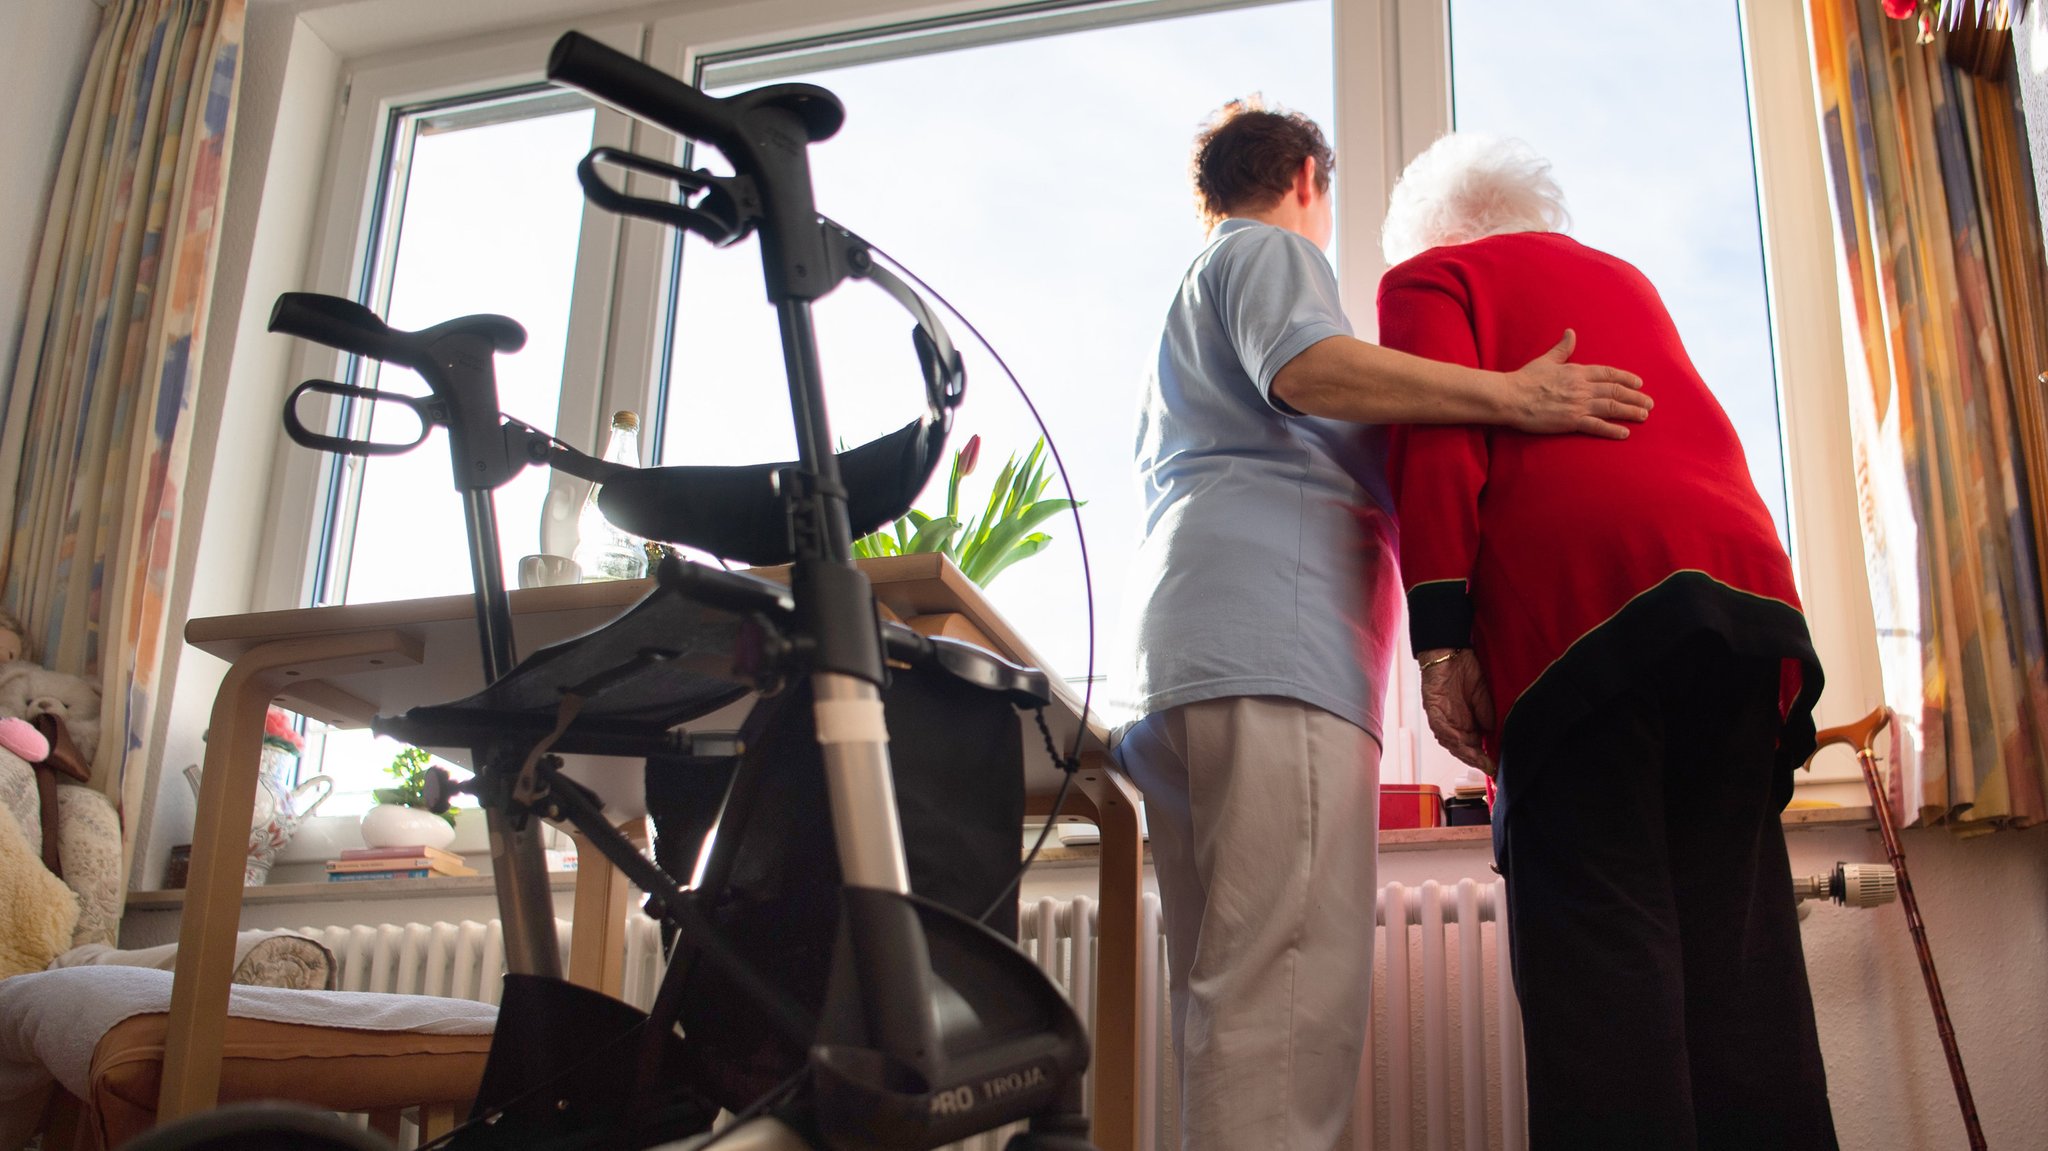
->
<box><xmin>573</xmin><ymin>410</ymin><xmax>649</xmax><ymax>581</ymax></box>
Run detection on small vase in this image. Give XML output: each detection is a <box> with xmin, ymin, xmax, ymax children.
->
<box><xmin>360</xmin><ymin>803</ymin><xmax>457</xmax><ymax>850</ymax></box>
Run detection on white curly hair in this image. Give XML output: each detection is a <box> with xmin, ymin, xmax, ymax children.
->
<box><xmin>1380</xmin><ymin>132</ymin><xmax>1570</xmax><ymax>266</ymax></box>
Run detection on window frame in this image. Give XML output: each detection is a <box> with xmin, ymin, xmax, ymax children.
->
<box><xmin>253</xmin><ymin>22</ymin><xmax>647</xmax><ymax>614</ymax></box>
<box><xmin>255</xmin><ymin>0</ymin><xmax>1878</xmax><ymax>798</ymax></box>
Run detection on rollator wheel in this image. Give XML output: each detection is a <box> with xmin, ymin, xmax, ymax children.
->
<box><xmin>121</xmin><ymin>1102</ymin><xmax>393</xmax><ymax>1151</ymax></box>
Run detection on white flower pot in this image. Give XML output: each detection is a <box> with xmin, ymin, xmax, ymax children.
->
<box><xmin>359</xmin><ymin>803</ymin><xmax>457</xmax><ymax>851</ymax></box>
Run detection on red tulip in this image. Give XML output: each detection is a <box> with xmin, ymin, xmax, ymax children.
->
<box><xmin>956</xmin><ymin>434</ymin><xmax>982</xmax><ymax>478</ymax></box>
<box><xmin>1882</xmin><ymin>0</ymin><xmax>1916</xmax><ymax>18</ymax></box>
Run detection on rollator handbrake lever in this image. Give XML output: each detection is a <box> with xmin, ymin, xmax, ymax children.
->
<box><xmin>577</xmin><ymin>146</ymin><xmax>756</xmax><ymax>246</ymax></box>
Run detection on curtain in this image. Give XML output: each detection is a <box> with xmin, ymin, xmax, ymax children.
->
<box><xmin>1807</xmin><ymin>0</ymin><xmax>2048</xmax><ymax>831</ymax></box>
<box><xmin>0</xmin><ymin>0</ymin><xmax>247</xmax><ymax>875</ymax></box>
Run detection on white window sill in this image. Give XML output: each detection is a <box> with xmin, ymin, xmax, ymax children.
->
<box><xmin>127</xmin><ymin>872</ymin><xmax>580</xmax><ymax>909</ymax></box>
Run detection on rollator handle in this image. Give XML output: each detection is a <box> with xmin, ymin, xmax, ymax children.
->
<box><xmin>270</xmin><ymin>293</ymin><xmax>528</xmax><ymax>363</ymax></box>
<box><xmin>269</xmin><ymin>293</ymin><xmax>405</xmax><ymax>362</ymax></box>
<box><xmin>269</xmin><ymin>293</ymin><xmax>530</xmax><ymax>493</ymax></box>
<box><xmin>546</xmin><ymin>31</ymin><xmax>846</xmax><ymax>303</ymax></box>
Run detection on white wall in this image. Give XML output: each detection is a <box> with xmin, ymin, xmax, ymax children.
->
<box><xmin>0</xmin><ymin>1</ymin><xmax>102</xmax><ymax>394</ymax></box>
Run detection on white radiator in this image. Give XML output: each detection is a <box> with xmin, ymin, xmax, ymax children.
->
<box><xmin>308</xmin><ymin>878</ymin><xmax>1517</xmax><ymax>1151</ymax></box>
<box><xmin>1358</xmin><ymin>878</ymin><xmax>1525</xmax><ymax>1151</ymax></box>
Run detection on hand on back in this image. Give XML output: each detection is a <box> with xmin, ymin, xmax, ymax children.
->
<box><xmin>1502</xmin><ymin>330</ymin><xmax>1651</xmax><ymax>441</ymax></box>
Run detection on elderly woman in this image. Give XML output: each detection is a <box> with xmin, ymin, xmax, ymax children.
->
<box><xmin>1377</xmin><ymin>133</ymin><xmax>1836</xmax><ymax>1150</ymax></box>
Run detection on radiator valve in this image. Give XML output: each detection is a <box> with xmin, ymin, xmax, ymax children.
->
<box><xmin>1793</xmin><ymin>861</ymin><xmax>1897</xmax><ymax>908</ymax></box>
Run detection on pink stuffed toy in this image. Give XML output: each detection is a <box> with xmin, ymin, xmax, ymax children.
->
<box><xmin>0</xmin><ymin>716</ymin><xmax>48</xmax><ymax>764</ymax></box>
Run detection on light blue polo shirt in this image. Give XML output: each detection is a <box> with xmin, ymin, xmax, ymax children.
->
<box><xmin>1120</xmin><ymin>218</ymin><xmax>1401</xmax><ymax>742</ymax></box>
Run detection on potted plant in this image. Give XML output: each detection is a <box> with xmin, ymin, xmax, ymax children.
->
<box><xmin>850</xmin><ymin>434</ymin><xmax>1081</xmax><ymax>586</ymax></box>
<box><xmin>359</xmin><ymin>745</ymin><xmax>458</xmax><ymax>850</ymax></box>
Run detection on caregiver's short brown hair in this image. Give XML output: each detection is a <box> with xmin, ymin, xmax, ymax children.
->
<box><xmin>1190</xmin><ymin>99</ymin><xmax>1334</xmax><ymax>230</ymax></box>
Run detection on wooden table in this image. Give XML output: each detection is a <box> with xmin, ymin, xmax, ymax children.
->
<box><xmin>163</xmin><ymin>553</ymin><xmax>1144</xmax><ymax>1151</ymax></box>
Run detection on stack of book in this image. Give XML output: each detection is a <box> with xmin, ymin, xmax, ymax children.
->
<box><xmin>326</xmin><ymin>844</ymin><xmax>477</xmax><ymax>882</ymax></box>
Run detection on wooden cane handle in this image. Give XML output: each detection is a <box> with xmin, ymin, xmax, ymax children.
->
<box><xmin>1808</xmin><ymin>705</ymin><xmax>1893</xmax><ymax>763</ymax></box>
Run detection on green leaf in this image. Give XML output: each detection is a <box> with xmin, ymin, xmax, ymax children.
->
<box><xmin>905</xmin><ymin>515</ymin><xmax>959</xmax><ymax>554</ymax></box>
<box><xmin>963</xmin><ymin>500</ymin><xmax>1075</xmax><ymax>583</ymax></box>
<box><xmin>977</xmin><ymin>534</ymin><xmax>1050</xmax><ymax>587</ymax></box>
<box><xmin>1001</xmin><ymin>440</ymin><xmax>1045</xmax><ymax>522</ymax></box>
<box><xmin>971</xmin><ymin>457</ymin><xmax>1018</xmax><ymax>554</ymax></box>
<box><xmin>372</xmin><ymin>788</ymin><xmax>412</xmax><ymax>807</ymax></box>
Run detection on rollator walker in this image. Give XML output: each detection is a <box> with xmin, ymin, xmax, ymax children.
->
<box><xmin>152</xmin><ymin>29</ymin><xmax>1099</xmax><ymax>1151</ymax></box>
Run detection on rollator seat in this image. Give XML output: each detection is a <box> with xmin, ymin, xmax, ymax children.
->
<box><xmin>596</xmin><ymin>418</ymin><xmax>948</xmax><ymax>567</ymax></box>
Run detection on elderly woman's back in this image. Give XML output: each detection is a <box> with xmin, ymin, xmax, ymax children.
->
<box><xmin>1379</xmin><ymin>227</ymin><xmax>1802</xmax><ymax>767</ymax></box>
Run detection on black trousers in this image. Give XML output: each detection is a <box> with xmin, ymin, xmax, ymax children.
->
<box><xmin>1496</xmin><ymin>635</ymin><xmax>1838</xmax><ymax>1151</ymax></box>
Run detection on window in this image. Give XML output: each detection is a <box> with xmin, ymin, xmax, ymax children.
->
<box><xmin>321</xmin><ymin>92</ymin><xmax>596</xmax><ymax>607</ymax></box>
<box><xmin>663</xmin><ymin>0</ymin><xmax>1335</xmax><ymax>723</ymax></box>
<box><xmin>1448</xmin><ymin>0</ymin><xmax>1790</xmax><ymax>539</ymax></box>
<box><xmin>297</xmin><ymin>89</ymin><xmax>601</xmax><ymax>809</ymax></box>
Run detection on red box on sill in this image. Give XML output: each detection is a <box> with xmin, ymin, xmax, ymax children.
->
<box><xmin>1379</xmin><ymin>783</ymin><xmax>1445</xmax><ymax>831</ymax></box>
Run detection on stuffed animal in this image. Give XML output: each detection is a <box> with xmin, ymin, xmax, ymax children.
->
<box><xmin>0</xmin><ymin>661</ymin><xmax>119</xmax><ymax>950</ymax></box>
<box><xmin>0</xmin><ymin>715</ymin><xmax>76</xmax><ymax>978</ymax></box>
<box><xmin>0</xmin><ymin>661</ymin><xmax>101</xmax><ymax>766</ymax></box>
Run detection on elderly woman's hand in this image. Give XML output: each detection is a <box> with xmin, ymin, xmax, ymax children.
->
<box><xmin>1502</xmin><ymin>330</ymin><xmax>1651</xmax><ymax>441</ymax></box>
<box><xmin>1419</xmin><ymin>648</ymin><xmax>1496</xmax><ymax>775</ymax></box>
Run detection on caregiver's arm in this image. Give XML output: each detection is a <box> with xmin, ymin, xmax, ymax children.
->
<box><xmin>1272</xmin><ymin>328</ymin><xmax>1650</xmax><ymax>437</ymax></box>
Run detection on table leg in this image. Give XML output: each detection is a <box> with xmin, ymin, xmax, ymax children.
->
<box><xmin>157</xmin><ymin>630</ymin><xmax>422</xmax><ymax>1121</ymax></box>
<box><xmin>568</xmin><ymin>817</ymin><xmax>647</xmax><ymax>999</ymax></box>
<box><xmin>1075</xmin><ymin>759</ymin><xmax>1144</xmax><ymax>1151</ymax></box>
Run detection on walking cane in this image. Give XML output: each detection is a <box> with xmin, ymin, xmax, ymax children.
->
<box><xmin>1808</xmin><ymin>707</ymin><xmax>1986</xmax><ymax>1150</ymax></box>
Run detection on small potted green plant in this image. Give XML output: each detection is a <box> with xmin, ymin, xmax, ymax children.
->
<box><xmin>359</xmin><ymin>745</ymin><xmax>458</xmax><ymax>850</ymax></box>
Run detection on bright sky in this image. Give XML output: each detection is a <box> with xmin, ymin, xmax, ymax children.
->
<box><xmin>317</xmin><ymin>0</ymin><xmax>1785</xmax><ymax>797</ymax></box>
<box><xmin>1450</xmin><ymin>0</ymin><xmax>1789</xmax><ymax>537</ymax></box>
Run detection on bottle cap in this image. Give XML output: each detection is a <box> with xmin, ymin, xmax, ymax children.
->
<box><xmin>611</xmin><ymin>410</ymin><xmax>639</xmax><ymax>431</ymax></box>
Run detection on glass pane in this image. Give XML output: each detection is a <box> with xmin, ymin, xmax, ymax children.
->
<box><xmin>306</xmin><ymin>96</ymin><xmax>594</xmax><ymax>804</ymax></box>
<box><xmin>334</xmin><ymin>101</ymin><xmax>595</xmax><ymax>607</ymax></box>
<box><xmin>665</xmin><ymin>1</ymin><xmax>1334</xmax><ymax>719</ymax></box>
<box><xmin>1448</xmin><ymin>0</ymin><xmax>1789</xmax><ymax>539</ymax></box>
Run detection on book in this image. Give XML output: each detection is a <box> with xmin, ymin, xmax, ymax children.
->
<box><xmin>326</xmin><ymin>857</ymin><xmax>478</xmax><ymax>877</ymax></box>
<box><xmin>340</xmin><ymin>843</ymin><xmax>463</xmax><ymax>868</ymax></box>
<box><xmin>327</xmin><ymin>868</ymin><xmax>433</xmax><ymax>882</ymax></box>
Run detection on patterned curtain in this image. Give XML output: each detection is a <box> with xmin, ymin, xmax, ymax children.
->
<box><xmin>0</xmin><ymin>0</ymin><xmax>247</xmax><ymax>874</ymax></box>
<box><xmin>1807</xmin><ymin>0</ymin><xmax>2048</xmax><ymax>831</ymax></box>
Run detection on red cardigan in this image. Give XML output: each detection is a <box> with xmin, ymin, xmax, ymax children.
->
<box><xmin>1378</xmin><ymin>232</ymin><xmax>1819</xmax><ymax>770</ymax></box>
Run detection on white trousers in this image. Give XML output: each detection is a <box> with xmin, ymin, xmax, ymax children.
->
<box><xmin>1118</xmin><ymin>696</ymin><xmax>1380</xmax><ymax>1151</ymax></box>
